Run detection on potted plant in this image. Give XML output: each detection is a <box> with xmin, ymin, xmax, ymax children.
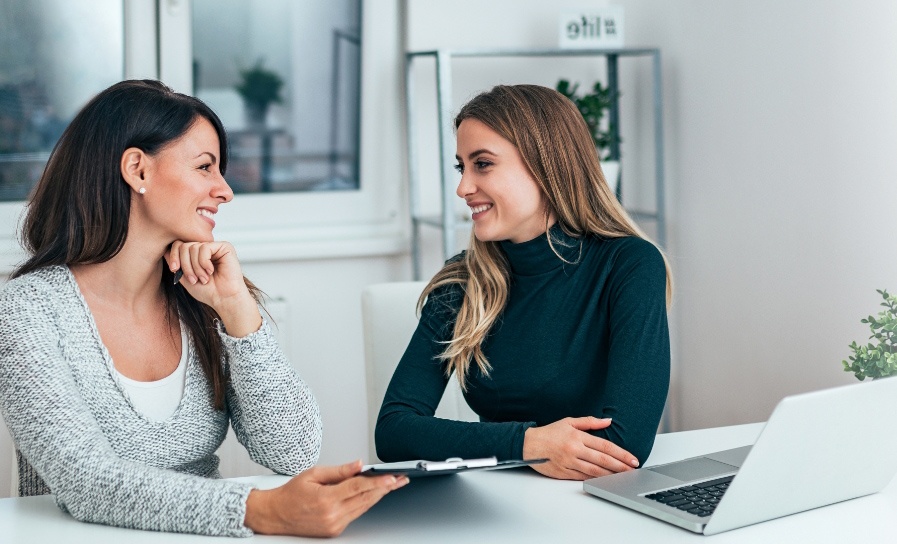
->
<box><xmin>842</xmin><ymin>289</ymin><xmax>897</xmax><ymax>380</ymax></box>
<box><xmin>556</xmin><ymin>79</ymin><xmax>622</xmax><ymax>194</ymax></box>
<box><xmin>235</xmin><ymin>59</ymin><xmax>284</xmax><ymax>129</ymax></box>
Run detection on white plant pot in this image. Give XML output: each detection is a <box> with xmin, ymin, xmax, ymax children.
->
<box><xmin>601</xmin><ymin>160</ymin><xmax>621</xmax><ymax>195</ymax></box>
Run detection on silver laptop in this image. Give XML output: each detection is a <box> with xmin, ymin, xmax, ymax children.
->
<box><xmin>584</xmin><ymin>378</ymin><xmax>897</xmax><ymax>535</ymax></box>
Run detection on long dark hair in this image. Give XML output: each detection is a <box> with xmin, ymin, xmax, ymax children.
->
<box><xmin>12</xmin><ymin>79</ymin><xmax>257</xmax><ymax>410</ymax></box>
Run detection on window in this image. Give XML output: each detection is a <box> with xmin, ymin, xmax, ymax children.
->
<box><xmin>0</xmin><ymin>0</ymin><xmax>123</xmax><ymax>201</ymax></box>
<box><xmin>160</xmin><ymin>0</ymin><xmax>404</xmax><ymax>256</ymax></box>
<box><xmin>191</xmin><ymin>0</ymin><xmax>362</xmax><ymax>193</ymax></box>
<box><xmin>0</xmin><ymin>0</ymin><xmax>404</xmax><ymax>269</ymax></box>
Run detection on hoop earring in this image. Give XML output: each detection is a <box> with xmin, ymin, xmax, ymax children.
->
<box><xmin>139</xmin><ymin>187</ymin><xmax>146</xmax><ymax>194</ymax></box>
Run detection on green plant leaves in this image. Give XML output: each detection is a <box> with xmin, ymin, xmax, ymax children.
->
<box><xmin>235</xmin><ymin>58</ymin><xmax>284</xmax><ymax>109</ymax></box>
<box><xmin>844</xmin><ymin>288</ymin><xmax>897</xmax><ymax>380</ymax></box>
<box><xmin>556</xmin><ymin>79</ymin><xmax>621</xmax><ymax>160</ymax></box>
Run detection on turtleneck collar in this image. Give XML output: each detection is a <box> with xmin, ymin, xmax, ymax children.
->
<box><xmin>499</xmin><ymin>223</ymin><xmax>583</xmax><ymax>276</ymax></box>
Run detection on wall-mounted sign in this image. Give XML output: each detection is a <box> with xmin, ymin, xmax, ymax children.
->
<box><xmin>559</xmin><ymin>7</ymin><xmax>625</xmax><ymax>49</ymax></box>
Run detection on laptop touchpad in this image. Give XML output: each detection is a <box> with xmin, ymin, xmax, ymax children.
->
<box><xmin>648</xmin><ymin>458</ymin><xmax>738</xmax><ymax>482</ymax></box>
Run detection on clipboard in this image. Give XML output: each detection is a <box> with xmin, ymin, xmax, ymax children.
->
<box><xmin>361</xmin><ymin>456</ymin><xmax>547</xmax><ymax>478</ymax></box>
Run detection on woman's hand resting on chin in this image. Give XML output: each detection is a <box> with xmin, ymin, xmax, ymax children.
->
<box><xmin>165</xmin><ymin>240</ymin><xmax>260</xmax><ymax>337</ymax></box>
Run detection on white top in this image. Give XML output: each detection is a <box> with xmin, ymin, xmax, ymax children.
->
<box><xmin>114</xmin><ymin>325</ymin><xmax>189</xmax><ymax>422</ymax></box>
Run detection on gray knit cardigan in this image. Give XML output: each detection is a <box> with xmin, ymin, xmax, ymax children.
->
<box><xmin>0</xmin><ymin>266</ymin><xmax>323</xmax><ymax>537</ymax></box>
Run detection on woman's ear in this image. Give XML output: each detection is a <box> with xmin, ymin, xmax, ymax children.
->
<box><xmin>121</xmin><ymin>147</ymin><xmax>150</xmax><ymax>194</ymax></box>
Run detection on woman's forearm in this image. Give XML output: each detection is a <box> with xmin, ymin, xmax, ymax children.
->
<box><xmin>223</xmin><ymin>321</ymin><xmax>323</xmax><ymax>474</ymax></box>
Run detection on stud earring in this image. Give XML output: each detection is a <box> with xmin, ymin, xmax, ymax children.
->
<box><xmin>139</xmin><ymin>187</ymin><xmax>146</xmax><ymax>194</ymax></box>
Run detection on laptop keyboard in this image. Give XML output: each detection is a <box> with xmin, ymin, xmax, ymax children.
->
<box><xmin>643</xmin><ymin>475</ymin><xmax>734</xmax><ymax>518</ymax></box>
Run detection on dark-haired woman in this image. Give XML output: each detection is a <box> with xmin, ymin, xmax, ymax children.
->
<box><xmin>0</xmin><ymin>80</ymin><xmax>405</xmax><ymax>538</ymax></box>
<box><xmin>376</xmin><ymin>84</ymin><xmax>671</xmax><ymax>480</ymax></box>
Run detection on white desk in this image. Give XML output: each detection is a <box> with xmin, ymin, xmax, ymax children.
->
<box><xmin>3</xmin><ymin>423</ymin><xmax>896</xmax><ymax>543</ymax></box>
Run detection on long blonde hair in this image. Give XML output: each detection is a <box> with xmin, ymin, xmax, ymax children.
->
<box><xmin>421</xmin><ymin>84</ymin><xmax>672</xmax><ymax>389</ymax></box>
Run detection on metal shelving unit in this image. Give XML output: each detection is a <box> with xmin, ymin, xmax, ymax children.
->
<box><xmin>405</xmin><ymin>47</ymin><xmax>666</xmax><ymax>280</ymax></box>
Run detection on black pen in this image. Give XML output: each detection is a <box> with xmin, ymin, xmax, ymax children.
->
<box><xmin>173</xmin><ymin>269</ymin><xmax>184</xmax><ymax>285</ymax></box>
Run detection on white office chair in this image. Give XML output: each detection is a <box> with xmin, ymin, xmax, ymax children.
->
<box><xmin>9</xmin><ymin>444</ymin><xmax>17</xmax><ymax>498</ymax></box>
<box><xmin>362</xmin><ymin>282</ymin><xmax>478</xmax><ymax>462</ymax></box>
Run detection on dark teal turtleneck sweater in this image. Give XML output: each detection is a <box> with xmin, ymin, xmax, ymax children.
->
<box><xmin>375</xmin><ymin>226</ymin><xmax>670</xmax><ymax>465</ymax></box>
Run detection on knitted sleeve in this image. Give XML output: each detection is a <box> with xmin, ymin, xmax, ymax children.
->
<box><xmin>219</xmin><ymin>319</ymin><xmax>323</xmax><ymax>475</ymax></box>
<box><xmin>0</xmin><ymin>275</ymin><xmax>255</xmax><ymax>537</ymax></box>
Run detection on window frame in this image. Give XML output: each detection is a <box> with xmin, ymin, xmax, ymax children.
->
<box><xmin>0</xmin><ymin>0</ymin><xmax>406</xmax><ymax>273</ymax></box>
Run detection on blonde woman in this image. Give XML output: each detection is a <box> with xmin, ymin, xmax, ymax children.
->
<box><xmin>375</xmin><ymin>84</ymin><xmax>671</xmax><ymax>481</ymax></box>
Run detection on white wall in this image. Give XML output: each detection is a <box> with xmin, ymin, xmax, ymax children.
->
<box><xmin>617</xmin><ymin>0</ymin><xmax>897</xmax><ymax>429</ymax></box>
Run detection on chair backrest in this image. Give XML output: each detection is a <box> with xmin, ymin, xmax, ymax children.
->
<box><xmin>362</xmin><ymin>282</ymin><xmax>477</xmax><ymax>462</ymax></box>
<box><xmin>9</xmin><ymin>445</ymin><xmax>17</xmax><ymax>498</ymax></box>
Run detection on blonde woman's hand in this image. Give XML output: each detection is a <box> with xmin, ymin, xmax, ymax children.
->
<box><xmin>522</xmin><ymin>416</ymin><xmax>640</xmax><ymax>480</ymax></box>
<box><xmin>165</xmin><ymin>240</ymin><xmax>260</xmax><ymax>336</ymax></box>
<box><xmin>244</xmin><ymin>460</ymin><xmax>409</xmax><ymax>537</ymax></box>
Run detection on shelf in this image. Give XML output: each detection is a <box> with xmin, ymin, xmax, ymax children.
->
<box><xmin>413</xmin><ymin>209</ymin><xmax>661</xmax><ymax>232</ymax></box>
<box><xmin>406</xmin><ymin>47</ymin><xmax>659</xmax><ymax>58</ymax></box>
<box><xmin>413</xmin><ymin>215</ymin><xmax>465</xmax><ymax>229</ymax></box>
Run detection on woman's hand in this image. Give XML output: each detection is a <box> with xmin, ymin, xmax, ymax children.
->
<box><xmin>523</xmin><ymin>416</ymin><xmax>640</xmax><ymax>480</ymax></box>
<box><xmin>245</xmin><ymin>460</ymin><xmax>409</xmax><ymax>537</ymax></box>
<box><xmin>165</xmin><ymin>240</ymin><xmax>260</xmax><ymax>336</ymax></box>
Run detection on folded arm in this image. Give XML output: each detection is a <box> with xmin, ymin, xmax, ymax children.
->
<box><xmin>590</xmin><ymin>240</ymin><xmax>671</xmax><ymax>464</ymax></box>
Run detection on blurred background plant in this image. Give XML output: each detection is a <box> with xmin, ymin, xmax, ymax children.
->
<box><xmin>843</xmin><ymin>289</ymin><xmax>897</xmax><ymax>380</ymax></box>
<box><xmin>235</xmin><ymin>58</ymin><xmax>284</xmax><ymax>126</ymax></box>
<box><xmin>556</xmin><ymin>78</ymin><xmax>620</xmax><ymax>160</ymax></box>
